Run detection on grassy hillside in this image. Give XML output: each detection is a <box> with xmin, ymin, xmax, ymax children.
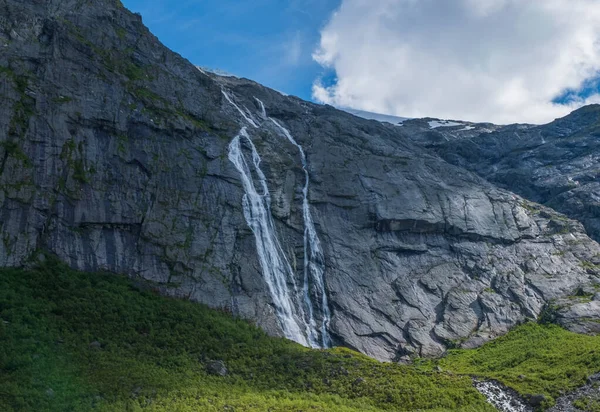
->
<box><xmin>0</xmin><ymin>257</ymin><xmax>491</xmax><ymax>412</ymax></box>
<box><xmin>0</xmin><ymin>257</ymin><xmax>599</xmax><ymax>411</ymax></box>
<box><xmin>441</xmin><ymin>322</ymin><xmax>600</xmax><ymax>408</ymax></box>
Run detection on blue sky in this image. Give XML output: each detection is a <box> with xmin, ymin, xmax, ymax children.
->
<box><xmin>122</xmin><ymin>0</ymin><xmax>600</xmax><ymax>124</ymax></box>
<box><xmin>122</xmin><ymin>0</ymin><xmax>340</xmax><ymax>100</ymax></box>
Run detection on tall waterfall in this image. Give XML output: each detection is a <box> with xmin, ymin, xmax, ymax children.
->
<box><xmin>223</xmin><ymin>90</ymin><xmax>331</xmax><ymax>348</ymax></box>
<box><xmin>269</xmin><ymin>118</ymin><xmax>332</xmax><ymax>348</ymax></box>
<box><xmin>228</xmin><ymin>127</ymin><xmax>309</xmax><ymax>346</ymax></box>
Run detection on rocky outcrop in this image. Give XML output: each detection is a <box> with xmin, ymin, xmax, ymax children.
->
<box><xmin>399</xmin><ymin>106</ymin><xmax>600</xmax><ymax>244</ymax></box>
<box><xmin>1</xmin><ymin>0</ymin><xmax>600</xmax><ymax>361</ymax></box>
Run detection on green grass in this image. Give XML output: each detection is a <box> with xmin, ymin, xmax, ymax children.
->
<box><xmin>0</xmin><ymin>258</ymin><xmax>493</xmax><ymax>412</ymax></box>
<box><xmin>2</xmin><ymin>258</ymin><xmax>600</xmax><ymax>411</ymax></box>
<box><xmin>574</xmin><ymin>395</ymin><xmax>600</xmax><ymax>412</ymax></box>
<box><xmin>440</xmin><ymin>322</ymin><xmax>600</xmax><ymax>407</ymax></box>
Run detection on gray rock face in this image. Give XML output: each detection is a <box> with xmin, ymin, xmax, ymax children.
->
<box><xmin>399</xmin><ymin>106</ymin><xmax>600</xmax><ymax>244</ymax></box>
<box><xmin>205</xmin><ymin>360</ymin><xmax>228</xmax><ymax>377</ymax></box>
<box><xmin>1</xmin><ymin>0</ymin><xmax>600</xmax><ymax>361</ymax></box>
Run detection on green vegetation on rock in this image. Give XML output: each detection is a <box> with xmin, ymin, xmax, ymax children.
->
<box><xmin>1</xmin><ymin>258</ymin><xmax>599</xmax><ymax>411</ymax></box>
<box><xmin>440</xmin><ymin>322</ymin><xmax>600</xmax><ymax>408</ymax></box>
<box><xmin>574</xmin><ymin>395</ymin><xmax>600</xmax><ymax>412</ymax></box>
<box><xmin>0</xmin><ymin>258</ymin><xmax>492</xmax><ymax>412</ymax></box>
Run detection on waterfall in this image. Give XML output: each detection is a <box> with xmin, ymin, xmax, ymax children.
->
<box><xmin>222</xmin><ymin>90</ymin><xmax>259</xmax><ymax>128</ymax></box>
<box><xmin>269</xmin><ymin>117</ymin><xmax>332</xmax><ymax>348</ymax></box>
<box><xmin>223</xmin><ymin>89</ymin><xmax>331</xmax><ymax>348</ymax></box>
<box><xmin>228</xmin><ymin>127</ymin><xmax>309</xmax><ymax>346</ymax></box>
<box><xmin>255</xmin><ymin>97</ymin><xmax>267</xmax><ymax>118</ymax></box>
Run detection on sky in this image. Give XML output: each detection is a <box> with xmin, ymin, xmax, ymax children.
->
<box><xmin>123</xmin><ymin>0</ymin><xmax>600</xmax><ymax>125</ymax></box>
<box><xmin>121</xmin><ymin>0</ymin><xmax>340</xmax><ymax>100</ymax></box>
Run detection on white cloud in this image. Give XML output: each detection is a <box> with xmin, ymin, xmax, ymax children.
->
<box><xmin>312</xmin><ymin>0</ymin><xmax>600</xmax><ymax>124</ymax></box>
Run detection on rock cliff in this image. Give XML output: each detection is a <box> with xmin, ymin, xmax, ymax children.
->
<box><xmin>398</xmin><ymin>108</ymin><xmax>600</xmax><ymax>337</ymax></box>
<box><xmin>1</xmin><ymin>0</ymin><xmax>599</xmax><ymax>361</ymax></box>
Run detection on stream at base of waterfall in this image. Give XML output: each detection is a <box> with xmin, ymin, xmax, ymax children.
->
<box><xmin>475</xmin><ymin>381</ymin><xmax>532</xmax><ymax>412</ymax></box>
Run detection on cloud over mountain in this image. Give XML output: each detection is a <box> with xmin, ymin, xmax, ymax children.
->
<box><xmin>313</xmin><ymin>0</ymin><xmax>600</xmax><ymax>124</ymax></box>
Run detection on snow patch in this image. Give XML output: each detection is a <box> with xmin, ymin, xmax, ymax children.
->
<box><xmin>344</xmin><ymin>109</ymin><xmax>409</xmax><ymax>126</ymax></box>
<box><xmin>429</xmin><ymin>120</ymin><xmax>464</xmax><ymax>129</ymax></box>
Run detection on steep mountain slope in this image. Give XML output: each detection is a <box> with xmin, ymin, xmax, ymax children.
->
<box><xmin>396</xmin><ymin>108</ymin><xmax>600</xmax><ymax>336</ymax></box>
<box><xmin>399</xmin><ymin>107</ymin><xmax>600</xmax><ymax>244</ymax></box>
<box><xmin>1</xmin><ymin>0</ymin><xmax>599</xmax><ymax>362</ymax></box>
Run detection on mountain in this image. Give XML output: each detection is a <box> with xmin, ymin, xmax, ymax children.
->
<box><xmin>394</xmin><ymin>109</ymin><xmax>600</xmax><ymax>335</ymax></box>
<box><xmin>1</xmin><ymin>0</ymin><xmax>599</xmax><ymax>366</ymax></box>
<box><xmin>399</xmin><ymin>107</ymin><xmax>600</xmax><ymax>244</ymax></box>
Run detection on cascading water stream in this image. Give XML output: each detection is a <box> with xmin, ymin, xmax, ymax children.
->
<box><xmin>255</xmin><ymin>97</ymin><xmax>267</xmax><ymax>118</ymax></box>
<box><xmin>474</xmin><ymin>381</ymin><xmax>531</xmax><ymax>412</ymax></box>
<box><xmin>228</xmin><ymin>127</ymin><xmax>309</xmax><ymax>346</ymax></box>
<box><xmin>223</xmin><ymin>89</ymin><xmax>331</xmax><ymax>348</ymax></box>
<box><xmin>268</xmin><ymin>116</ymin><xmax>332</xmax><ymax>348</ymax></box>
<box><xmin>222</xmin><ymin>90</ymin><xmax>259</xmax><ymax>128</ymax></box>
